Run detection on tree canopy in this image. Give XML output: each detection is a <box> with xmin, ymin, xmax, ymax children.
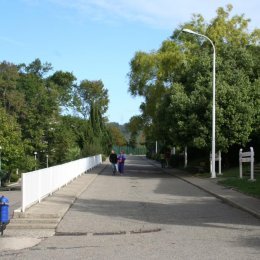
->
<box><xmin>0</xmin><ymin>58</ymin><xmax>112</xmax><ymax>183</ymax></box>
<box><xmin>128</xmin><ymin>5</ymin><xmax>260</xmax><ymax>156</ymax></box>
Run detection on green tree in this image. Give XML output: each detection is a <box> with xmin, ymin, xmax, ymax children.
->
<box><xmin>107</xmin><ymin>124</ymin><xmax>127</xmax><ymax>146</ymax></box>
<box><xmin>77</xmin><ymin>80</ymin><xmax>109</xmax><ymax>118</ymax></box>
<box><xmin>16</xmin><ymin>59</ymin><xmax>60</xmax><ymax>166</ymax></box>
<box><xmin>47</xmin><ymin>71</ymin><xmax>78</xmax><ymax>110</ymax></box>
<box><xmin>126</xmin><ymin>116</ymin><xmax>144</xmax><ymax>148</ymax></box>
<box><xmin>82</xmin><ymin>102</ymin><xmax>112</xmax><ymax>156</ymax></box>
<box><xmin>0</xmin><ymin>61</ymin><xmax>25</xmax><ymax>115</ymax></box>
<box><xmin>128</xmin><ymin>4</ymin><xmax>260</xmax><ymax>154</ymax></box>
<box><xmin>0</xmin><ymin>57</ymin><xmax>113</xmax><ymax>173</ymax></box>
<box><xmin>0</xmin><ymin>107</ymin><xmax>25</xmax><ymax>182</ymax></box>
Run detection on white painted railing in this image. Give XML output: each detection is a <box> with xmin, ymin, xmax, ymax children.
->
<box><xmin>239</xmin><ymin>147</ymin><xmax>254</xmax><ymax>181</ymax></box>
<box><xmin>21</xmin><ymin>154</ymin><xmax>102</xmax><ymax>212</ymax></box>
<box><xmin>210</xmin><ymin>150</ymin><xmax>222</xmax><ymax>175</ymax></box>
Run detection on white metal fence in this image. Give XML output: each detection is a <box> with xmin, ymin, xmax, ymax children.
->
<box><xmin>210</xmin><ymin>150</ymin><xmax>222</xmax><ymax>175</ymax></box>
<box><xmin>21</xmin><ymin>154</ymin><xmax>102</xmax><ymax>212</ymax></box>
<box><xmin>239</xmin><ymin>147</ymin><xmax>254</xmax><ymax>181</ymax></box>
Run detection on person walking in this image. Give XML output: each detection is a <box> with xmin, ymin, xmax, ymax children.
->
<box><xmin>109</xmin><ymin>150</ymin><xmax>118</xmax><ymax>175</ymax></box>
<box><xmin>160</xmin><ymin>152</ymin><xmax>166</xmax><ymax>168</ymax></box>
<box><xmin>117</xmin><ymin>150</ymin><xmax>126</xmax><ymax>175</ymax></box>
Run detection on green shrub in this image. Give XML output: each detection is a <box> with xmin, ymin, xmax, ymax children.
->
<box><xmin>102</xmin><ymin>154</ymin><xmax>107</xmax><ymax>162</ymax></box>
<box><xmin>169</xmin><ymin>154</ymin><xmax>184</xmax><ymax>167</ymax></box>
<box><xmin>10</xmin><ymin>172</ymin><xmax>20</xmax><ymax>183</ymax></box>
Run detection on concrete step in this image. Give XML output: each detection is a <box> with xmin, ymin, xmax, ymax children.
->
<box><xmin>13</xmin><ymin>211</ymin><xmax>61</xmax><ymax>219</ymax></box>
<box><xmin>7</xmin><ymin>222</ymin><xmax>58</xmax><ymax>229</ymax></box>
<box><xmin>10</xmin><ymin>218</ymin><xmax>60</xmax><ymax>224</ymax></box>
<box><xmin>8</xmin><ymin>217</ymin><xmax>60</xmax><ymax>229</ymax></box>
<box><xmin>8</xmin><ymin>213</ymin><xmax>61</xmax><ymax>229</ymax></box>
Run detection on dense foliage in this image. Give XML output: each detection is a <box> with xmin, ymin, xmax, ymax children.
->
<box><xmin>0</xmin><ymin>59</ymin><xmax>112</xmax><ymax>183</ymax></box>
<box><xmin>128</xmin><ymin>5</ymin><xmax>260</xmax><ymax>164</ymax></box>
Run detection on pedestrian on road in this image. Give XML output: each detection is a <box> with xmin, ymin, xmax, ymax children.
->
<box><xmin>117</xmin><ymin>150</ymin><xmax>126</xmax><ymax>175</ymax></box>
<box><xmin>160</xmin><ymin>152</ymin><xmax>166</xmax><ymax>168</ymax></box>
<box><xmin>109</xmin><ymin>150</ymin><xmax>118</xmax><ymax>175</ymax></box>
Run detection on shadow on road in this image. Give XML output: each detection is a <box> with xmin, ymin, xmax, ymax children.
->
<box><xmin>68</xmin><ymin>156</ymin><xmax>260</xmax><ymax>230</ymax></box>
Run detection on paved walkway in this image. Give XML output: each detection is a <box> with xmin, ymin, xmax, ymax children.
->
<box><xmin>157</xmin><ymin>163</ymin><xmax>260</xmax><ymax>220</ymax></box>
<box><xmin>1</xmin><ymin>156</ymin><xmax>259</xmax><ymax>253</ymax></box>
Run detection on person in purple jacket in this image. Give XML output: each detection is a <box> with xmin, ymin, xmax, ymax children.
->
<box><xmin>117</xmin><ymin>150</ymin><xmax>126</xmax><ymax>175</ymax></box>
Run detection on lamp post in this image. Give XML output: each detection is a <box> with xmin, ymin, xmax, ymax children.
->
<box><xmin>182</xmin><ymin>28</ymin><xmax>216</xmax><ymax>178</ymax></box>
<box><xmin>34</xmin><ymin>151</ymin><xmax>37</xmax><ymax>170</ymax></box>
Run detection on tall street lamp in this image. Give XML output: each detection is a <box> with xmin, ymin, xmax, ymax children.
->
<box><xmin>182</xmin><ymin>28</ymin><xmax>216</xmax><ymax>178</ymax></box>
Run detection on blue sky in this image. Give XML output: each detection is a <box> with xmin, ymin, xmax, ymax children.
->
<box><xmin>1</xmin><ymin>0</ymin><xmax>259</xmax><ymax>124</ymax></box>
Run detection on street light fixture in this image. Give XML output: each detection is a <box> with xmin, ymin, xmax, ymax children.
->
<box><xmin>182</xmin><ymin>28</ymin><xmax>216</xmax><ymax>178</ymax></box>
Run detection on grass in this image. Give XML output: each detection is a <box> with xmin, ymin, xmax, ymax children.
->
<box><xmin>187</xmin><ymin>164</ymin><xmax>260</xmax><ymax>198</ymax></box>
<box><xmin>217</xmin><ymin>166</ymin><xmax>260</xmax><ymax>198</ymax></box>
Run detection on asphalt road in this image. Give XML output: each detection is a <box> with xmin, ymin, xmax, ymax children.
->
<box><xmin>1</xmin><ymin>156</ymin><xmax>260</xmax><ymax>259</ymax></box>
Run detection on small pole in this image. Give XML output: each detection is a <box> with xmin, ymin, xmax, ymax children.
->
<box><xmin>184</xmin><ymin>146</ymin><xmax>187</xmax><ymax>168</ymax></box>
<box><xmin>239</xmin><ymin>149</ymin><xmax>243</xmax><ymax>179</ymax></box>
<box><xmin>34</xmin><ymin>152</ymin><xmax>37</xmax><ymax>170</ymax></box>
<box><xmin>250</xmin><ymin>147</ymin><xmax>255</xmax><ymax>181</ymax></box>
<box><xmin>218</xmin><ymin>150</ymin><xmax>222</xmax><ymax>175</ymax></box>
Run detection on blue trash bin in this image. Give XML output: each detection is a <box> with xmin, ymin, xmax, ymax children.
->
<box><xmin>0</xmin><ymin>196</ymin><xmax>9</xmax><ymax>235</ymax></box>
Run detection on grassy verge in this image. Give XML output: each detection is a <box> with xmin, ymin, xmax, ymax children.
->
<box><xmin>186</xmin><ymin>165</ymin><xmax>260</xmax><ymax>198</ymax></box>
<box><xmin>217</xmin><ymin>166</ymin><xmax>260</xmax><ymax>198</ymax></box>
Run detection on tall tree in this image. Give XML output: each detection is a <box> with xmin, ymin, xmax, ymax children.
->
<box><xmin>107</xmin><ymin>125</ymin><xmax>127</xmax><ymax>147</ymax></box>
<box><xmin>128</xmin><ymin>4</ymin><xmax>260</xmax><ymax>153</ymax></box>
<box><xmin>47</xmin><ymin>71</ymin><xmax>78</xmax><ymax>110</ymax></box>
<box><xmin>77</xmin><ymin>80</ymin><xmax>109</xmax><ymax>118</ymax></box>
<box><xmin>0</xmin><ymin>107</ymin><xmax>26</xmax><ymax>179</ymax></box>
<box><xmin>0</xmin><ymin>62</ymin><xmax>25</xmax><ymax>115</ymax></box>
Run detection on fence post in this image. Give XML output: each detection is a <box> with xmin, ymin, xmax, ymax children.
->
<box><xmin>218</xmin><ymin>150</ymin><xmax>222</xmax><ymax>175</ymax></box>
<box><xmin>250</xmin><ymin>147</ymin><xmax>255</xmax><ymax>181</ymax></box>
<box><xmin>239</xmin><ymin>149</ymin><xmax>243</xmax><ymax>178</ymax></box>
<box><xmin>210</xmin><ymin>150</ymin><xmax>222</xmax><ymax>175</ymax></box>
<box><xmin>184</xmin><ymin>146</ymin><xmax>187</xmax><ymax>168</ymax></box>
<box><xmin>239</xmin><ymin>147</ymin><xmax>255</xmax><ymax>181</ymax></box>
<box><xmin>22</xmin><ymin>173</ymin><xmax>25</xmax><ymax>212</ymax></box>
<box><xmin>38</xmin><ymin>170</ymin><xmax>41</xmax><ymax>203</ymax></box>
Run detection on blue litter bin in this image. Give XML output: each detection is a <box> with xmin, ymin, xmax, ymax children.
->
<box><xmin>0</xmin><ymin>196</ymin><xmax>9</xmax><ymax>235</ymax></box>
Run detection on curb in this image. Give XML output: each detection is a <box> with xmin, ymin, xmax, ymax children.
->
<box><xmin>173</xmin><ymin>174</ymin><xmax>260</xmax><ymax>220</ymax></box>
<box><xmin>145</xmin><ymin>158</ymin><xmax>260</xmax><ymax>220</ymax></box>
<box><xmin>9</xmin><ymin>163</ymin><xmax>108</xmax><ymax>230</ymax></box>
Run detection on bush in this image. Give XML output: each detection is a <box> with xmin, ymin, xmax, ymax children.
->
<box><xmin>169</xmin><ymin>154</ymin><xmax>184</xmax><ymax>167</ymax></box>
<box><xmin>102</xmin><ymin>154</ymin><xmax>107</xmax><ymax>162</ymax></box>
<box><xmin>10</xmin><ymin>172</ymin><xmax>20</xmax><ymax>183</ymax></box>
<box><xmin>0</xmin><ymin>170</ymin><xmax>7</xmax><ymax>180</ymax></box>
<box><xmin>0</xmin><ymin>170</ymin><xmax>9</xmax><ymax>185</ymax></box>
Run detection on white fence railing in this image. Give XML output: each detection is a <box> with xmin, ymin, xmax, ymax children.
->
<box><xmin>210</xmin><ymin>150</ymin><xmax>222</xmax><ymax>175</ymax></box>
<box><xmin>239</xmin><ymin>147</ymin><xmax>254</xmax><ymax>181</ymax></box>
<box><xmin>20</xmin><ymin>154</ymin><xmax>102</xmax><ymax>212</ymax></box>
